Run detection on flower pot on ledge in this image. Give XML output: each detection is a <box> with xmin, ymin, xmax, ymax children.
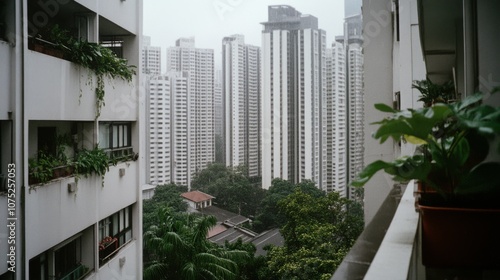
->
<box><xmin>418</xmin><ymin>201</ymin><xmax>500</xmax><ymax>268</ymax></box>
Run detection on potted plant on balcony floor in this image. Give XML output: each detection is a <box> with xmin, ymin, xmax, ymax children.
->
<box><xmin>352</xmin><ymin>89</ymin><xmax>500</xmax><ymax>268</ymax></box>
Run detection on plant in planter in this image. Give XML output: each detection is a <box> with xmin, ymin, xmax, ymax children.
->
<box><xmin>28</xmin><ymin>152</ymin><xmax>59</xmax><ymax>185</ymax></box>
<box><xmin>352</xmin><ymin>89</ymin><xmax>500</xmax><ymax>268</ymax></box>
<box><xmin>412</xmin><ymin>79</ymin><xmax>455</xmax><ymax>107</ymax></box>
<box><xmin>49</xmin><ymin>25</ymin><xmax>136</xmax><ymax>119</ymax></box>
<box><xmin>74</xmin><ymin>147</ymin><xmax>114</xmax><ymax>186</ymax></box>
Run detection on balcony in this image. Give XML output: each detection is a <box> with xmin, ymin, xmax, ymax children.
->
<box><xmin>0</xmin><ymin>41</ymin><xmax>11</xmax><ymax>116</ymax></box>
<box><xmin>24</xmin><ymin>50</ymin><xmax>137</xmax><ymax>121</ymax></box>
<box><xmin>59</xmin><ymin>264</ymin><xmax>89</xmax><ymax>280</ymax></box>
<box><xmin>333</xmin><ymin>181</ymin><xmax>500</xmax><ymax>280</ymax></box>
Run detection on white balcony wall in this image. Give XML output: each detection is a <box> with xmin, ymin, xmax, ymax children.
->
<box><xmin>99</xmin><ymin>0</ymin><xmax>139</xmax><ymax>35</ymax></box>
<box><xmin>25</xmin><ymin>51</ymin><xmax>138</xmax><ymax>121</ymax></box>
<box><xmin>99</xmin><ymin>76</ymin><xmax>138</xmax><ymax>121</ymax></box>
<box><xmin>85</xmin><ymin>241</ymin><xmax>138</xmax><ymax>280</ymax></box>
<box><xmin>25</xmin><ymin>175</ymin><xmax>98</xmax><ymax>259</ymax></box>
<box><xmin>25</xmin><ymin>51</ymin><xmax>96</xmax><ymax>121</ymax></box>
<box><xmin>24</xmin><ymin>161</ymin><xmax>137</xmax><ymax>260</ymax></box>
<box><xmin>0</xmin><ymin>42</ymin><xmax>12</xmax><ymax>119</ymax></box>
<box><xmin>98</xmin><ymin>161</ymin><xmax>138</xmax><ymax>219</ymax></box>
<box><xmin>73</xmin><ymin>0</ymin><xmax>138</xmax><ymax>35</ymax></box>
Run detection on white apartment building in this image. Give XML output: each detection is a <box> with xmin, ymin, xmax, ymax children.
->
<box><xmin>261</xmin><ymin>5</ymin><xmax>327</xmax><ymax>190</ymax></box>
<box><xmin>214</xmin><ymin>70</ymin><xmax>224</xmax><ymax>163</ymax></box>
<box><xmin>344</xmin><ymin>13</ymin><xmax>365</xmax><ymax>199</ymax></box>
<box><xmin>142</xmin><ymin>36</ymin><xmax>161</xmax><ymax>75</ymax></box>
<box><xmin>325</xmin><ymin>40</ymin><xmax>348</xmax><ymax>196</ymax></box>
<box><xmin>147</xmin><ymin>76</ymin><xmax>172</xmax><ymax>185</ymax></box>
<box><xmin>167</xmin><ymin>38</ymin><xmax>214</xmax><ymax>188</ymax></box>
<box><xmin>222</xmin><ymin>35</ymin><xmax>261</xmax><ymax>178</ymax></box>
<box><xmin>0</xmin><ymin>0</ymin><xmax>144</xmax><ymax>279</ymax></box>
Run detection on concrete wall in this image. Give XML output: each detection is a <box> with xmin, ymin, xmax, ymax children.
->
<box><xmin>25</xmin><ymin>161</ymin><xmax>138</xmax><ymax>261</ymax></box>
<box><xmin>362</xmin><ymin>0</ymin><xmax>396</xmax><ymax>225</ymax></box>
<box><xmin>24</xmin><ymin>51</ymin><xmax>137</xmax><ymax>121</ymax></box>
<box><xmin>0</xmin><ymin>42</ymin><xmax>11</xmax><ymax>120</ymax></box>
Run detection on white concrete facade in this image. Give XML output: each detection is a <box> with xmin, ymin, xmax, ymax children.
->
<box><xmin>222</xmin><ymin>35</ymin><xmax>261</xmax><ymax>178</ymax></box>
<box><xmin>167</xmin><ymin>39</ymin><xmax>214</xmax><ymax>188</ymax></box>
<box><xmin>0</xmin><ymin>0</ymin><xmax>144</xmax><ymax>279</ymax></box>
<box><xmin>147</xmin><ymin>76</ymin><xmax>172</xmax><ymax>185</ymax></box>
<box><xmin>362</xmin><ymin>0</ymin><xmax>425</xmax><ymax>224</ymax></box>
<box><xmin>142</xmin><ymin>36</ymin><xmax>162</xmax><ymax>75</ymax></box>
<box><xmin>261</xmin><ymin>5</ymin><xmax>327</xmax><ymax>190</ymax></box>
<box><xmin>325</xmin><ymin>41</ymin><xmax>348</xmax><ymax>196</ymax></box>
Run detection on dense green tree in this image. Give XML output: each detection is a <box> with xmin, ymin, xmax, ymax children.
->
<box><xmin>143</xmin><ymin>183</ymin><xmax>188</xmax><ymax>232</ymax></box>
<box><xmin>144</xmin><ymin>207</ymin><xmax>250</xmax><ymax>280</ymax></box>
<box><xmin>253</xmin><ymin>178</ymin><xmax>325</xmax><ymax>232</ymax></box>
<box><xmin>223</xmin><ymin>239</ymin><xmax>269</xmax><ymax>280</ymax></box>
<box><xmin>191</xmin><ymin>164</ymin><xmax>265</xmax><ymax>218</ymax></box>
<box><xmin>265</xmin><ymin>190</ymin><xmax>363</xmax><ymax>280</ymax></box>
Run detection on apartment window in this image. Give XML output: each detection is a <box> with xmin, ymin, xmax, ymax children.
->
<box><xmin>29</xmin><ymin>236</ymin><xmax>86</xmax><ymax>280</ymax></box>
<box><xmin>98</xmin><ymin>205</ymin><xmax>133</xmax><ymax>266</ymax></box>
<box><xmin>99</xmin><ymin>122</ymin><xmax>133</xmax><ymax>159</ymax></box>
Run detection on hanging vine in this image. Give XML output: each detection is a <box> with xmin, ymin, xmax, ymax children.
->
<box><xmin>49</xmin><ymin>25</ymin><xmax>136</xmax><ymax>119</ymax></box>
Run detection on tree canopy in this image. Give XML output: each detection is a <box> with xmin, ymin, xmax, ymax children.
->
<box><xmin>265</xmin><ymin>189</ymin><xmax>364</xmax><ymax>280</ymax></box>
<box><xmin>143</xmin><ymin>207</ymin><xmax>250</xmax><ymax>280</ymax></box>
<box><xmin>143</xmin><ymin>183</ymin><xmax>188</xmax><ymax>232</ymax></box>
<box><xmin>252</xmin><ymin>178</ymin><xmax>325</xmax><ymax>232</ymax></box>
<box><xmin>191</xmin><ymin>163</ymin><xmax>265</xmax><ymax>218</ymax></box>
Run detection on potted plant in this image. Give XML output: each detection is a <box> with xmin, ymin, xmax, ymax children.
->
<box><xmin>352</xmin><ymin>89</ymin><xmax>500</xmax><ymax>268</ymax></box>
<box><xmin>412</xmin><ymin>79</ymin><xmax>455</xmax><ymax>107</ymax></box>
<box><xmin>74</xmin><ymin>146</ymin><xmax>114</xmax><ymax>186</ymax></box>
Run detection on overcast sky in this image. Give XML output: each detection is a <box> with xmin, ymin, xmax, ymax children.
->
<box><xmin>144</xmin><ymin>0</ymin><xmax>345</xmax><ymax>71</ymax></box>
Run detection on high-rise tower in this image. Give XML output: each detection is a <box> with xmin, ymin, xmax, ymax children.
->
<box><xmin>142</xmin><ymin>36</ymin><xmax>162</xmax><ymax>75</ymax></box>
<box><xmin>325</xmin><ymin>39</ymin><xmax>348</xmax><ymax>196</ymax></box>
<box><xmin>222</xmin><ymin>35</ymin><xmax>261</xmax><ymax>177</ymax></box>
<box><xmin>167</xmin><ymin>38</ymin><xmax>214</xmax><ymax>187</ymax></box>
<box><xmin>344</xmin><ymin>4</ymin><xmax>365</xmax><ymax>199</ymax></box>
<box><xmin>261</xmin><ymin>5</ymin><xmax>327</xmax><ymax>189</ymax></box>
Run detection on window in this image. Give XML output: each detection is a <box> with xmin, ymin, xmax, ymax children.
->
<box><xmin>99</xmin><ymin>122</ymin><xmax>131</xmax><ymax>150</ymax></box>
<box><xmin>29</xmin><ymin>236</ymin><xmax>88</xmax><ymax>280</ymax></box>
<box><xmin>99</xmin><ymin>122</ymin><xmax>133</xmax><ymax>159</ymax></box>
<box><xmin>98</xmin><ymin>205</ymin><xmax>133</xmax><ymax>266</ymax></box>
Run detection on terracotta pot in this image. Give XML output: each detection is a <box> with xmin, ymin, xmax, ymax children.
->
<box><xmin>419</xmin><ymin>204</ymin><xmax>500</xmax><ymax>268</ymax></box>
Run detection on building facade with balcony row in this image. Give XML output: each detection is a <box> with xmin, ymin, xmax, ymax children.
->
<box><xmin>0</xmin><ymin>0</ymin><xmax>144</xmax><ymax>279</ymax></box>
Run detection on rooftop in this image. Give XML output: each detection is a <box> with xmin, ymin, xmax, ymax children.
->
<box><xmin>181</xmin><ymin>190</ymin><xmax>215</xmax><ymax>203</ymax></box>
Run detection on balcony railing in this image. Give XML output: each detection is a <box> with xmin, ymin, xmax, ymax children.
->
<box><xmin>59</xmin><ymin>264</ymin><xmax>89</xmax><ymax>280</ymax></box>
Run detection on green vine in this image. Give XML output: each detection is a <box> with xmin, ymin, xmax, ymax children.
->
<box><xmin>49</xmin><ymin>25</ymin><xmax>136</xmax><ymax>119</ymax></box>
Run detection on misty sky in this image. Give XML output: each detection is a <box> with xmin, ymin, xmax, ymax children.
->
<box><xmin>144</xmin><ymin>0</ymin><xmax>346</xmax><ymax>71</ymax></box>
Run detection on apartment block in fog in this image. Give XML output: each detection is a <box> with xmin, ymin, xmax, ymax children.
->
<box><xmin>222</xmin><ymin>34</ymin><xmax>261</xmax><ymax>178</ymax></box>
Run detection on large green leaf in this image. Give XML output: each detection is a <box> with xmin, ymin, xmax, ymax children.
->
<box><xmin>374</xmin><ymin>103</ymin><xmax>396</xmax><ymax>113</ymax></box>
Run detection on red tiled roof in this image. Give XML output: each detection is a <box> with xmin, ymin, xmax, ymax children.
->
<box><xmin>181</xmin><ymin>190</ymin><xmax>215</xmax><ymax>203</ymax></box>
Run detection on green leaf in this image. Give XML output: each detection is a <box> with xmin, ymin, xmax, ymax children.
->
<box><xmin>374</xmin><ymin>103</ymin><xmax>396</xmax><ymax>113</ymax></box>
<box><xmin>351</xmin><ymin>160</ymin><xmax>392</xmax><ymax>187</ymax></box>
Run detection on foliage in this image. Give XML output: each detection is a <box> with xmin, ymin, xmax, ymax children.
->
<box><xmin>49</xmin><ymin>25</ymin><xmax>136</xmax><ymax>119</ymax></box>
<box><xmin>191</xmin><ymin>163</ymin><xmax>266</xmax><ymax>218</ymax></box>
<box><xmin>265</xmin><ymin>190</ymin><xmax>363</xmax><ymax>280</ymax></box>
<box><xmin>252</xmin><ymin>178</ymin><xmax>324</xmax><ymax>232</ymax></box>
<box><xmin>28</xmin><ymin>152</ymin><xmax>61</xmax><ymax>184</ymax></box>
<box><xmin>353</xmin><ymin>90</ymin><xmax>500</xmax><ymax>202</ymax></box>
<box><xmin>143</xmin><ymin>207</ymin><xmax>250</xmax><ymax>280</ymax></box>
<box><xmin>412</xmin><ymin>79</ymin><xmax>455</xmax><ymax>107</ymax></box>
<box><xmin>143</xmin><ymin>183</ymin><xmax>188</xmax><ymax>232</ymax></box>
<box><xmin>223</xmin><ymin>239</ymin><xmax>269</xmax><ymax>280</ymax></box>
<box><xmin>74</xmin><ymin>147</ymin><xmax>110</xmax><ymax>177</ymax></box>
